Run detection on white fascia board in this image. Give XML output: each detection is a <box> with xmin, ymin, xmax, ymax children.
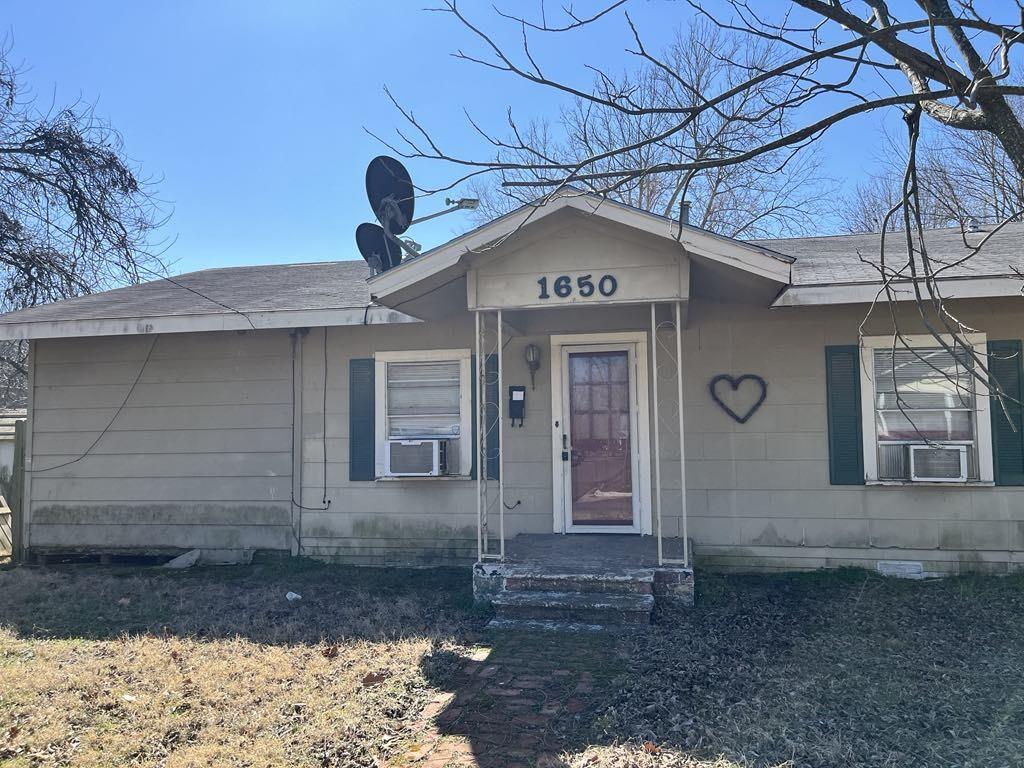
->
<box><xmin>367</xmin><ymin>196</ymin><xmax>576</xmax><ymax>297</ymax></box>
<box><xmin>0</xmin><ymin>305</ymin><xmax>419</xmax><ymax>341</ymax></box>
<box><xmin>368</xmin><ymin>192</ymin><xmax>792</xmax><ymax>300</ymax></box>
<box><xmin>773</xmin><ymin>276</ymin><xmax>1024</xmax><ymax>307</ymax></box>
<box><xmin>584</xmin><ymin>199</ymin><xmax>792</xmax><ymax>283</ymax></box>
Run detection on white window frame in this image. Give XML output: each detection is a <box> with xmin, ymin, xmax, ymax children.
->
<box><xmin>374</xmin><ymin>349</ymin><xmax>473</xmax><ymax>479</ymax></box>
<box><xmin>859</xmin><ymin>334</ymin><xmax>993</xmax><ymax>484</ymax></box>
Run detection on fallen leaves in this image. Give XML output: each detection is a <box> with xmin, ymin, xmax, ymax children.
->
<box><xmin>361</xmin><ymin>671</ymin><xmax>389</xmax><ymax>688</ymax></box>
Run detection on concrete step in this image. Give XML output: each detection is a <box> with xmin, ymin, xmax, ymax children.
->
<box><xmin>484</xmin><ymin>618</ymin><xmax>609</xmax><ymax>633</ymax></box>
<box><xmin>491</xmin><ymin>590</ymin><xmax>654</xmax><ymax>626</ymax></box>
<box><xmin>504</xmin><ymin>573</ymin><xmax>653</xmax><ymax>595</ymax></box>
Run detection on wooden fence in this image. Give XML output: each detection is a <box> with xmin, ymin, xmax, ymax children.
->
<box><xmin>1</xmin><ymin>420</ymin><xmax>25</xmax><ymax>561</ymax></box>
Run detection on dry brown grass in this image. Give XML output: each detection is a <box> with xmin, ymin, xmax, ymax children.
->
<box><xmin>2</xmin><ymin>563</ymin><xmax>1023</xmax><ymax>768</ymax></box>
<box><xmin>0</xmin><ymin>560</ymin><xmax>476</xmax><ymax>767</ymax></box>
<box><xmin>577</xmin><ymin>569</ymin><xmax>1024</xmax><ymax>768</ymax></box>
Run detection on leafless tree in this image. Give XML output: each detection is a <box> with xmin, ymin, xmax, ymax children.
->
<box><xmin>375</xmin><ymin>0</ymin><xmax>1024</xmax><ymax>413</ymax></box>
<box><xmin>0</xmin><ymin>43</ymin><xmax>164</xmax><ymax>405</ymax></box>
<box><xmin>469</xmin><ymin>19</ymin><xmax>832</xmax><ymax>238</ymax></box>
<box><xmin>844</xmin><ymin>96</ymin><xmax>1024</xmax><ymax>232</ymax></box>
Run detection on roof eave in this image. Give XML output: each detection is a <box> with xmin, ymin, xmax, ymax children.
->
<box><xmin>0</xmin><ymin>305</ymin><xmax>419</xmax><ymax>341</ymax></box>
<box><xmin>772</xmin><ymin>275</ymin><xmax>1023</xmax><ymax>307</ymax></box>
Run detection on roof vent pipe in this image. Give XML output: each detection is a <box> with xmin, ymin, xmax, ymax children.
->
<box><xmin>681</xmin><ymin>200</ymin><xmax>691</xmax><ymax>226</ymax></box>
<box><xmin>967</xmin><ymin>217</ymin><xmax>980</xmax><ymax>233</ymax></box>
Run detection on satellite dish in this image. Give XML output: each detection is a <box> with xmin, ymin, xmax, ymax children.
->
<box><xmin>356</xmin><ymin>222</ymin><xmax>401</xmax><ymax>272</ymax></box>
<box><xmin>366</xmin><ymin>155</ymin><xmax>414</xmax><ymax>235</ymax></box>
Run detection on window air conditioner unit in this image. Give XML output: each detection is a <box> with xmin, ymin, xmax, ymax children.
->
<box><xmin>384</xmin><ymin>439</ymin><xmax>455</xmax><ymax>477</ymax></box>
<box><xmin>909</xmin><ymin>444</ymin><xmax>967</xmax><ymax>482</ymax></box>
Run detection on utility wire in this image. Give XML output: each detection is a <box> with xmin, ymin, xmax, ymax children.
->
<box><xmin>29</xmin><ymin>266</ymin><xmax>259</xmax><ymax>475</ymax></box>
<box><xmin>29</xmin><ymin>333</ymin><xmax>160</xmax><ymax>473</ymax></box>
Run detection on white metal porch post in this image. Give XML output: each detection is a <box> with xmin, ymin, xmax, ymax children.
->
<box><xmin>652</xmin><ymin>301</ymin><xmax>689</xmax><ymax>568</ymax></box>
<box><xmin>475</xmin><ymin>308</ymin><xmax>506</xmax><ymax>562</ymax></box>
<box><xmin>497</xmin><ymin>309</ymin><xmax>505</xmax><ymax>561</ymax></box>
<box><xmin>475</xmin><ymin>309</ymin><xmax>483</xmax><ymax>560</ymax></box>
<box><xmin>675</xmin><ymin>300</ymin><xmax>689</xmax><ymax>567</ymax></box>
<box><xmin>651</xmin><ymin>303</ymin><xmax>664</xmax><ymax>564</ymax></box>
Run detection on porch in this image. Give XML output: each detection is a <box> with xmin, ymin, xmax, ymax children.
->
<box><xmin>473</xmin><ymin>534</ymin><xmax>694</xmax><ymax>630</ymax></box>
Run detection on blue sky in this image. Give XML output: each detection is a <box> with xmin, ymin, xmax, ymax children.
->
<box><xmin>6</xmin><ymin>0</ymin><xmax>892</xmax><ymax>275</ymax></box>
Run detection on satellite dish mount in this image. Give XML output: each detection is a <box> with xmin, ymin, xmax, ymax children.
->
<box><xmin>355</xmin><ymin>156</ymin><xmax>478</xmax><ymax>274</ymax></box>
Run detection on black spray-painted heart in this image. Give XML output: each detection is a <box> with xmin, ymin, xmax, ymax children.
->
<box><xmin>709</xmin><ymin>374</ymin><xmax>767</xmax><ymax>424</ymax></box>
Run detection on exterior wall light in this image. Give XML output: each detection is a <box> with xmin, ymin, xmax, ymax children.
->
<box><xmin>525</xmin><ymin>343</ymin><xmax>542</xmax><ymax>390</ymax></box>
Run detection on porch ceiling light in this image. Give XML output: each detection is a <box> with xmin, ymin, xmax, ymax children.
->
<box><xmin>525</xmin><ymin>343</ymin><xmax>542</xmax><ymax>390</ymax></box>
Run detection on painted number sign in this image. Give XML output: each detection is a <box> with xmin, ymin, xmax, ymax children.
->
<box><xmin>537</xmin><ymin>273</ymin><xmax>618</xmax><ymax>301</ymax></box>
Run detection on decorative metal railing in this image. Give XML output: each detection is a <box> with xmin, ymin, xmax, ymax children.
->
<box><xmin>651</xmin><ymin>302</ymin><xmax>689</xmax><ymax>567</ymax></box>
<box><xmin>475</xmin><ymin>309</ymin><xmax>504</xmax><ymax>560</ymax></box>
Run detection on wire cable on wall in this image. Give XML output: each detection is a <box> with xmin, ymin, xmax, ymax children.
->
<box><xmin>29</xmin><ymin>333</ymin><xmax>161</xmax><ymax>473</ymax></box>
<box><xmin>29</xmin><ymin>269</ymin><xmax>264</xmax><ymax>476</ymax></box>
<box><xmin>289</xmin><ymin>329</ymin><xmax>331</xmax><ymax>513</ymax></box>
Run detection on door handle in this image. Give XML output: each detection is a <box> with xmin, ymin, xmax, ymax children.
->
<box><xmin>561</xmin><ymin>433</ymin><xmax>569</xmax><ymax>462</ymax></box>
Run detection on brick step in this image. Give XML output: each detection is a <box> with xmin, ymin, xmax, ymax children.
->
<box><xmin>491</xmin><ymin>590</ymin><xmax>654</xmax><ymax>626</ymax></box>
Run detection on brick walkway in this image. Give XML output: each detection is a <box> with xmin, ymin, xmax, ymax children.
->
<box><xmin>397</xmin><ymin>631</ymin><xmax>623</xmax><ymax>768</ymax></box>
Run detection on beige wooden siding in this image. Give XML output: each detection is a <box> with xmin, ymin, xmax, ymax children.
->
<box><xmin>301</xmin><ymin>296</ymin><xmax>1024</xmax><ymax>573</ymax></box>
<box><xmin>297</xmin><ymin>317</ymin><xmax>478</xmax><ymax>565</ymax></box>
<box><xmin>28</xmin><ymin>331</ymin><xmax>294</xmax><ymax>554</ymax></box>
<box><xmin>656</xmin><ymin>297</ymin><xmax>1024</xmax><ymax>574</ymax></box>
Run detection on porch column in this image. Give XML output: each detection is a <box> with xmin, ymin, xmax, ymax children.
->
<box><xmin>651</xmin><ymin>303</ymin><xmax>664</xmax><ymax>563</ymax></box>
<box><xmin>651</xmin><ymin>301</ymin><xmax>689</xmax><ymax>568</ymax></box>
<box><xmin>675</xmin><ymin>300</ymin><xmax>689</xmax><ymax>567</ymax></box>
<box><xmin>497</xmin><ymin>309</ymin><xmax>505</xmax><ymax>561</ymax></box>
<box><xmin>475</xmin><ymin>310</ymin><xmax>483</xmax><ymax>560</ymax></box>
<box><xmin>474</xmin><ymin>308</ymin><xmax>505</xmax><ymax>561</ymax></box>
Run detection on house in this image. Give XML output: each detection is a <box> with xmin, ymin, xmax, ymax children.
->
<box><xmin>1</xmin><ymin>191</ymin><xmax>1022</xmax><ymax>624</ymax></box>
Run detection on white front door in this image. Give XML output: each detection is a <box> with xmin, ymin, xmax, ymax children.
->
<box><xmin>551</xmin><ymin>333</ymin><xmax>651</xmax><ymax>534</ymax></box>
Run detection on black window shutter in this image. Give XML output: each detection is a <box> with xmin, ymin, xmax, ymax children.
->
<box><xmin>825</xmin><ymin>345</ymin><xmax>865</xmax><ymax>485</ymax></box>
<box><xmin>348</xmin><ymin>358</ymin><xmax>375</xmax><ymax>481</ymax></box>
<box><xmin>989</xmin><ymin>340</ymin><xmax>1024</xmax><ymax>485</ymax></box>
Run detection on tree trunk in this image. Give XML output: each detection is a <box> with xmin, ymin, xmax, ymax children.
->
<box><xmin>980</xmin><ymin>97</ymin><xmax>1024</xmax><ymax>179</ymax></box>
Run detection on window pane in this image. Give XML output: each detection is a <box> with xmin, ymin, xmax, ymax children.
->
<box><xmin>872</xmin><ymin>345</ymin><xmax>977</xmax><ymax>452</ymax></box>
<box><xmin>876</xmin><ymin>409</ymin><xmax>974</xmax><ymax>441</ymax></box>
<box><xmin>878</xmin><ymin>443</ymin><xmax>908</xmax><ymax>480</ymax></box>
<box><xmin>386</xmin><ymin>360</ymin><xmax>461</xmax><ymax>438</ymax></box>
<box><xmin>873</xmin><ymin>347</ymin><xmax>975</xmax><ymax>406</ymax></box>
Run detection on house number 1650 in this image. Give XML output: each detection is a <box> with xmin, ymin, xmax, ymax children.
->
<box><xmin>537</xmin><ymin>274</ymin><xmax>618</xmax><ymax>300</ymax></box>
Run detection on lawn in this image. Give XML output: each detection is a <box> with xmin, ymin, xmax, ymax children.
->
<box><xmin>0</xmin><ymin>561</ymin><xmax>1022</xmax><ymax>768</ymax></box>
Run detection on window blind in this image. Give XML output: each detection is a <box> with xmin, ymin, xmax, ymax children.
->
<box><xmin>386</xmin><ymin>361</ymin><xmax>461</xmax><ymax>438</ymax></box>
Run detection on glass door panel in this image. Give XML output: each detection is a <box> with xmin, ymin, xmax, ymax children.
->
<box><xmin>567</xmin><ymin>350</ymin><xmax>634</xmax><ymax>526</ymax></box>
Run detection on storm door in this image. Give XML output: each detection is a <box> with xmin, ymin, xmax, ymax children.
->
<box><xmin>559</xmin><ymin>343</ymin><xmax>641</xmax><ymax>532</ymax></box>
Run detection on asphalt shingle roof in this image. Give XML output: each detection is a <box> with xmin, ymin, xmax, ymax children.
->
<box><xmin>0</xmin><ymin>261</ymin><xmax>372</xmax><ymax>327</ymax></box>
<box><xmin>757</xmin><ymin>221</ymin><xmax>1024</xmax><ymax>286</ymax></box>
<box><xmin>0</xmin><ymin>222</ymin><xmax>1019</xmax><ymax>330</ymax></box>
